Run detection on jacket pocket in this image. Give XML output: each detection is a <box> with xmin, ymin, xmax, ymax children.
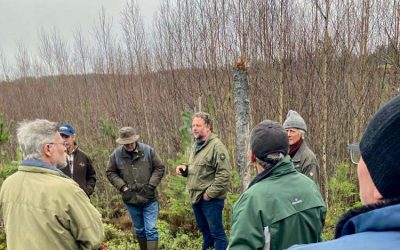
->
<box><xmin>141</xmin><ymin>185</ymin><xmax>156</xmax><ymax>200</ymax></box>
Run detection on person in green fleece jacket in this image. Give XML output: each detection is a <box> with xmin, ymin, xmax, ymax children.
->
<box><xmin>229</xmin><ymin>120</ymin><xmax>326</xmax><ymax>250</ymax></box>
<box><xmin>176</xmin><ymin>112</ymin><xmax>231</xmax><ymax>250</ymax></box>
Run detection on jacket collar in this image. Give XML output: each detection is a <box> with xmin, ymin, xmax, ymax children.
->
<box><xmin>120</xmin><ymin>142</ymin><xmax>144</xmax><ymax>160</ymax></box>
<box><xmin>291</xmin><ymin>142</ymin><xmax>308</xmax><ymax>161</ymax></box>
<box><xmin>335</xmin><ymin>198</ymin><xmax>400</xmax><ymax>238</ymax></box>
<box><xmin>248</xmin><ymin>156</ymin><xmax>295</xmax><ymax>188</ymax></box>
<box><xmin>194</xmin><ymin>133</ymin><xmax>217</xmax><ymax>153</ymax></box>
<box><xmin>19</xmin><ymin>159</ymin><xmax>68</xmax><ymax>177</ymax></box>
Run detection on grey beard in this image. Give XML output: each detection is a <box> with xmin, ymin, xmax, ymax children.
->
<box><xmin>56</xmin><ymin>160</ymin><xmax>68</xmax><ymax>170</ymax></box>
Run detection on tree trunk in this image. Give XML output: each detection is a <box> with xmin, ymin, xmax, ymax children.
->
<box><xmin>233</xmin><ymin>58</ymin><xmax>250</xmax><ymax>192</ymax></box>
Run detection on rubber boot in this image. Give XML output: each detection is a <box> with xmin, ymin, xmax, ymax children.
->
<box><xmin>137</xmin><ymin>237</ymin><xmax>147</xmax><ymax>250</ymax></box>
<box><xmin>147</xmin><ymin>240</ymin><xmax>158</xmax><ymax>250</ymax></box>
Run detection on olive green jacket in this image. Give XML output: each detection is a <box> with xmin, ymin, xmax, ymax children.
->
<box><xmin>229</xmin><ymin>156</ymin><xmax>326</xmax><ymax>250</ymax></box>
<box><xmin>292</xmin><ymin>142</ymin><xmax>320</xmax><ymax>187</ymax></box>
<box><xmin>0</xmin><ymin>164</ymin><xmax>104</xmax><ymax>250</ymax></box>
<box><xmin>183</xmin><ymin>133</ymin><xmax>231</xmax><ymax>204</ymax></box>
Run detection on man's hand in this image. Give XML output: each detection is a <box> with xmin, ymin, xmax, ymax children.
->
<box><xmin>121</xmin><ymin>185</ymin><xmax>129</xmax><ymax>192</ymax></box>
<box><xmin>176</xmin><ymin>165</ymin><xmax>187</xmax><ymax>175</ymax></box>
<box><xmin>203</xmin><ymin>193</ymin><xmax>211</xmax><ymax>201</ymax></box>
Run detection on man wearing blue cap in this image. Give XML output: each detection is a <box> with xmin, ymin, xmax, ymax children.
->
<box><xmin>59</xmin><ymin>123</ymin><xmax>96</xmax><ymax>197</ymax></box>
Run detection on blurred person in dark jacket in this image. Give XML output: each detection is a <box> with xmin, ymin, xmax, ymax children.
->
<box><xmin>59</xmin><ymin>123</ymin><xmax>96</xmax><ymax>197</ymax></box>
<box><xmin>107</xmin><ymin>127</ymin><xmax>165</xmax><ymax>250</ymax></box>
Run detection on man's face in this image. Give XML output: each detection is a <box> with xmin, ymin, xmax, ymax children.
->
<box><xmin>192</xmin><ymin>117</ymin><xmax>211</xmax><ymax>141</ymax></box>
<box><xmin>52</xmin><ymin>133</ymin><xmax>67</xmax><ymax>169</ymax></box>
<box><xmin>124</xmin><ymin>142</ymin><xmax>136</xmax><ymax>152</ymax></box>
<box><xmin>61</xmin><ymin>134</ymin><xmax>75</xmax><ymax>152</ymax></box>
<box><xmin>286</xmin><ymin>128</ymin><xmax>302</xmax><ymax>145</ymax></box>
<box><xmin>357</xmin><ymin>157</ymin><xmax>383</xmax><ymax>204</ymax></box>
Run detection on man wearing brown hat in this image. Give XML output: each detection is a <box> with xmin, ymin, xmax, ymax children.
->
<box><xmin>289</xmin><ymin>95</ymin><xmax>400</xmax><ymax>249</ymax></box>
<box><xmin>106</xmin><ymin>127</ymin><xmax>165</xmax><ymax>250</ymax></box>
<box><xmin>229</xmin><ymin>120</ymin><xmax>326</xmax><ymax>250</ymax></box>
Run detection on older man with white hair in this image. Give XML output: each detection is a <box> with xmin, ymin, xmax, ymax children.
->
<box><xmin>283</xmin><ymin>110</ymin><xmax>320</xmax><ymax>187</ymax></box>
<box><xmin>0</xmin><ymin>119</ymin><xmax>104</xmax><ymax>250</ymax></box>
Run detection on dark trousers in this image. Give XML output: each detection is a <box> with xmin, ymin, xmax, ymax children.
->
<box><xmin>192</xmin><ymin>198</ymin><xmax>228</xmax><ymax>250</ymax></box>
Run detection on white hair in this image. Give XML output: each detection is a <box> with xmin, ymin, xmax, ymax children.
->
<box><xmin>299</xmin><ymin>129</ymin><xmax>305</xmax><ymax>139</ymax></box>
<box><xmin>17</xmin><ymin>119</ymin><xmax>58</xmax><ymax>160</ymax></box>
<box><xmin>256</xmin><ymin>152</ymin><xmax>285</xmax><ymax>169</ymax></box>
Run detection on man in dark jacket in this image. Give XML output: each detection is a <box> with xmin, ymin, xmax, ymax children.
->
<box><xmin>229</xmin><ymin>120</ymin><xmax>326</xmax><ymax>250</ymax></box>
<box><xmin>59</xmin><ymin>123</ymin><xmax>96</xmax><ymax>197</ymax></box>
<box><xmin>283</xmin><ymin>110</ymin><xmax>320</xmax><ymax>187</ymax></box>
<box><xmin>289</xmin><ymin>95</ymin><xmax>400</xmax><ymax>249</ymax></box>
<box><xmin>107</xmin><ymin>127</ymin><xmax>165</xmax><ymax>250</ymax></box>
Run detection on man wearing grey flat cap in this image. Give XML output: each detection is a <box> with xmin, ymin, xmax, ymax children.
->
<box><xmin>288</xmin><ymin>95</ymin><xmax>400</xmax><ymax>249</ymax></box>
<box><xmin>106</xmin><ymin>127</ymin><xmax>165</xmax><ymax>250</ymax></box>
<box><xmin>283</xmin><ymin>110</ymin><xmax>320</xmax><ymax>187</ymax></box>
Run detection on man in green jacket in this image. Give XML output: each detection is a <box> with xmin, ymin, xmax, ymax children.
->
<box><xmin>0</xmin><ymin>119</ymin><xmax>104</xmax><ymax>250</ymax></box>
<box><xmin>229</xmin><ymin>120</ymin><xmax>326</xmax><ymax>250</ymax></box>
<box><xmin>176</xmin><ymin>112</ymin><xmax>231</xmax><ymax>250</ymax></box>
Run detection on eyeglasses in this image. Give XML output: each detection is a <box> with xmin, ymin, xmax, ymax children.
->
<box><xmin>348</xmin><ymin>143</ymin><xmax>360</xmax><ymax>165</ymax></box>
<box><xmin>60</xmin><ymin>134</ymin><xmax>71</xmax><ymax>139</ymax></box>
<box><xmin>48</xmin><ymin>141</ymin><xmax>68</xmax><ymax>147</ymax></box>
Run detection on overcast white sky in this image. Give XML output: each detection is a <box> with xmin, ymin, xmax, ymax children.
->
<box><xmin>0</xmin><ymin>0</ymin><xmax>161</xmax><ymax>62</ymax></box>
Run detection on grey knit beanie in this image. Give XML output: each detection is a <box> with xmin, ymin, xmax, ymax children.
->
<box><xmin>283</xmin><ymin>110</ymin><xmax>307</xmax><ymax>132</ymax></box>
<box><xmin>360</xmin><ymin>95</ymin><xmax>400</xmax><ymax>199</ymax></box>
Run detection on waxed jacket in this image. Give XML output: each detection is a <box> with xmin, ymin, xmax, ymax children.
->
<box><xmin>288</xmin><ymin>199</ymin><xmax>400</xmax><ymax>249</ymax></box>
<box><xmin>61</xmin><ymin>146</ymin><xmax>96</xmax><ymax>196</ymax></box>
<box><xmin>292</xmin><ymin>141</ymin><xmax>320</xmax><ymax>187</ymax></box>
<box><xmin>182</xmin><ymin>133</ymin><xmax>231</xmax><ymax>204</ymax></box>
<box><xmin>0</xmin><ymin>160</ymin><xmax>104</xmax><ymax>250</ymax></box>
<box><xmin>229</xmin><ymin>156</ymin><xmax>326</xmax><ymax>250</ymax></box>
<box><xmin>106</xmin><ymin>143</ymin><xmax>165</xmax><ymax>205</ymax></box>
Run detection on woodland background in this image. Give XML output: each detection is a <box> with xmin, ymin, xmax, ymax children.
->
<box><xmin>0</xmin><ymin>0</ymin><xmax>399</xmax><ymax>249</ymax></box>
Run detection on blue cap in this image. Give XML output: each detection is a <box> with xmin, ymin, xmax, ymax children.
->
<box><xmin>58</xmin><ymin>123</ymin><xmax>75</xmax><ymax>136</ymax></box>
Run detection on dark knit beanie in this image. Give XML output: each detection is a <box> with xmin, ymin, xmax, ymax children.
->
<box><xmin>250</xmin><ymin>120</ymin><xmax>289</xmax><ymax>162</ymax></box>
<box><xmin>360</xmin><ymin>95</ymin><xmax>400</xmax><ymax>199</ymax></box>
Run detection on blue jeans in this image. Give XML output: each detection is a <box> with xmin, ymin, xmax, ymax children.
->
<box><xmin>192</xmin><ymin>198</ymin><xmax>227</xmax><ymax>250</ymax></box>
<box><xmin>126</xmin><ymin>201</ymin><xmax>159</xmax><ymax>241</ymax></box>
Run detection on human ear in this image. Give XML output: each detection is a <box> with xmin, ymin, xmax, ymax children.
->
<box><xmin>249</xmin><ymin>150</ymin><xmax>256</xmax><ymax>163</ymax></box>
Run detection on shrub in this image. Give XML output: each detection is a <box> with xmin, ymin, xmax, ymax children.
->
<box><xmin>323</xmin><ymin>163</ymin><xmax>360</xmax><ymax>240</ymax></box>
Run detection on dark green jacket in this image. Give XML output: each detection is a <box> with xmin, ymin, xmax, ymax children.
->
<box><xmin>106</xmin><ymin>143</ymin><xmax>165</xmax><ymax>205</ymax></box>
<box><xmin>184</xmin><ymin>133</ymin><xmax>231</xmax><ymax>204</ymax></box>
<box><xmin>229</xmin><ymin>156</ymin><xmax>326</xmax><ymax>250</ymax></box>
<box><xmin>292</xmin><ymin>142</ymin><xmax>320</xmax><ymax>187</ymax></box>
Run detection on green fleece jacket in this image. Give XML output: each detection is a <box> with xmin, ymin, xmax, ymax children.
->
<box><xmin>184</xmin><ymin>133</ymin><xmax>231</xmax><ymax>204</ymax></box>
<box><xmin>229</xmin><ymin>156</ymin><xmax>326</xmax><ymax>250</ymax></box>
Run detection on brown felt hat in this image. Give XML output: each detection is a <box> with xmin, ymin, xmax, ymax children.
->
<box><xmin>116</xmin><ymin>127</ymin><xmax>140</xmax><ymax>144</ymax></box>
